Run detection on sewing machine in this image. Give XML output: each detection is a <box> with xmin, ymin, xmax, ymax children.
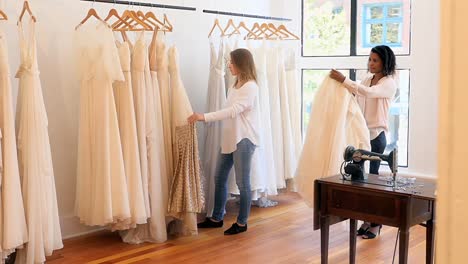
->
<box><xmin>342</xmin><ymin>146</ymin><xmax>398</xmax><ymax>181</ymax></box>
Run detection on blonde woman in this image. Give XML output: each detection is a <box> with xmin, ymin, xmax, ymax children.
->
<box><xmin>188</xmin><ymin>48</ymin><xmax>260</xmax><ymax>235</ymax></box>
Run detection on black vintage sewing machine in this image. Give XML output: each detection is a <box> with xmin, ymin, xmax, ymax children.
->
<box><xmin>342</xmin><ymin>146</ymin><xmax>398</xmax><ymax>181</ymax></box>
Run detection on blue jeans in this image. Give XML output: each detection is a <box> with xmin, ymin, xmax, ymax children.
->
<box><xmin>211</xmin><ymin>138</ymin><xmax>256</xmax><ymax>225</ymax></box>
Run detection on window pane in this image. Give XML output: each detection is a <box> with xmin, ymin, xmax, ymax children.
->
<box><xmin>302</xmin><ymin>70</ymin><xmax>349</xmax><ymax>137</ymax></box>
<box><xmin>388</xmin><ymin>5</ymin><xmax>402</xmax><ymax>18</ymax></box>
<box><xmin>357</xmin><ymin>0</ymin><xmax>411</xmax><ymax>55</ymax></box>
<box><xmin>369</xmin><ymin>23</ymin><xmax>383</xmax><ymax>44</ymax></box>
<box><xmin>387</xmin><ymin>23</ymin><xmax>401</xmax><ymax>44</ymax></box>
<box><xmin>355</xmin><ymin>70</ymin><xmax>410</xmax><ymax>167</ymax></box>
<box><xmin>303</xmin><ymin>0</ymin><xmax>350</xmax><ymax>56</ymax></box>
<box><xmin>369</xmin><ymin>6</ymin><xmax>384</xmax><ymax>19</ymax></box>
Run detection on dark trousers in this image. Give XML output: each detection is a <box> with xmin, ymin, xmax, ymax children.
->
<box><xmin>369</xmin><ymin>131</ymin><xmax>387</xmax><ymax>175</ymax></box>
<box><xmin>369</xmin><ymin>131</ymin><xmax>387</xmax><ymax>229</ymax></box>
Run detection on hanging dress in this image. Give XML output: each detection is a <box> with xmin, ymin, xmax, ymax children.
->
<box><xmin>112</xmin><ymin>39</ymin><xmax>147</xmax><ymax>229</ymax></box>
<box><xmin>278</xmin><ymin>47</ymin><xmax>297</xmax><ymax>181</ymax></box>
<box><xmin>15</xmin><ymin>18</ymin><xmax>63</xmax><ymax>264</ymax></box>
<box><xmin>129</xmin><ymin>33</ymin><xmax>151</xmax><ymax>217</ymax></box>
<box><xmin>156</xmin><ymin>36</ymin><xmax>174</xmax><ymax>183</ymax></box>
<box><xmin>167</xmin><ymin>46</ymin><xmax>204</xmax><ymax>235</ymax></box>
<box><xmin>285</xmin><ymin>48</ymin><xmax>302</xmax><ymax>163</ymax></box>
<box><xmin>266</xmin><ymin>46</ymin><xmax>286</xmax><ymax>188</ymax></box>
<box><xmin>203</xmin><ymin>40</ymin><xmax>226</xmax><ymax>217</ymax></box>
<box><xmin>75</xmin><ymin>21</ymin><xmax>131</xmax><ymax>227</ymax></box>
<box><xmin>121</xmin><ymin>30</ymin><xmax>168</xmax><ymax>243</ymax></box>
<box><xmin>295</xmin><ymin>76</ymin><xmax>371</xmax><ymax>206</ymax></box>
<box><xmin>224</xmin><ymin>43</ymin><xmax>236</xmax><ymax>96</ymax></box>
<box><xmin>252</xmin><ymin>41</ymin><xmax>277</xmax><ymax>195</ymax></box>
<box><xmin>0</xmin><ymin>28</ymin><xmax>28</xmax><ymax>262</ymax></box>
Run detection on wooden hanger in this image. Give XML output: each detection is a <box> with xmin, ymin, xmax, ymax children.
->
<box><xmin>162</xmin><ymin>13</ymin><xmax>173</xmax><ymax>32</ymax></box>
<box><xmin>262</xmin><ymin>23</ymin><xmax>282</xmax><ymax>40</ymax></box>
<box><xmin>248</xmin><ymin>23</ymin><xmax>281</xmax><ymax>40</ymax></box>
<box><xmin>112</xmin><ymin>10</ymin><xmax>152</xmax><ymax>31</ymax></box>
<box><xmin>75</xmin><ymin>8</ymin><xmax>103</xmax><ymax>30</ymax></box>
<box><xmin>246</xmin><ymin>22</ymin><xmax>263</xmax><ymax>39</ymax></box>
<box><xmin>208</xmin><ymin>18</ymin><xmax>225</xmax><ymax>38</ymax></box>
<box><xmin>135</xmin><ymin>10</ymin><xmax>158</xmax><ymax>28</ymax></box>
<box><xmin>246</xmin><ymin>22</ymin><xmax>269</xmax><ymax>40</ymax></box>
<box><xmin>145</xmin><ymin>12</ymin><xmax>171</xmax><ymax>32</ymax></box>
<box><xmin>18</xmin><ymin>1</ymin><xmax>36</xmax><ymax>23</ymax></box>
<box><xmin>223</xmin><ymin>19</ymin><xmax>240</xmax><ymax>36</ymax></box>
<box><xmin>228</xmin><ymin>21</ymin><xmax>257</xmax><ymax>38</ymax></box>
<box><xmin>265</xmin><ymin>23</ymin><xmax>288</xmax><ymax>40</ymax></box>
<box><xmin>0</xmin><ymin>9</ymin><xmax>7</xmax><ymax>20</ymax></box>
<box><xmin>104</xmin><ymin>9</ymin><xmax>132</xmax><ymax>31</ymax></box>
<box><xmin>268</xmin><ymin>24</ymin><xmax>299</xmax><ymax>40</ymax></box>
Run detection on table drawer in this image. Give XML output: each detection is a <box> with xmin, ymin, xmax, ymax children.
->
<box><xmin>325</xmin><ymin>186</ymin><xmax>402</xmax><ymax>226</ymax></box>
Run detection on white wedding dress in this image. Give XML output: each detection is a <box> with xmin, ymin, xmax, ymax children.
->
<box><xmin>75</xmin><ymin>21</ymin><xmax>131</xmax><ymax>227</ymax></box>
<box><xmin>295</xmin><ymin>76</ymin><xmax>371</xmax><ymax>207</ymax></box>
<box><xmin>112</xmin><ymin>39</ymin><xmax>148</xmax><ymax>229</ymax></box>
<box><xmin>0</xmin><ymin>27</ymin><xmax>28</xmax><ymax>262</ymax></box>
<box><xmin>121</xmin><ymin>30</ymin><xmax>168</xmax><ymax>243</ymax></box>
<box><xmin>130</xmin><ymin>33</ymin><xmax>151</xmax><ymax>218</ymax></box>
<box><xmin>203</xmin><ymin>40</ymin><xmax>226</xmax><ymax>217</ymax></box>
<box><xmin>156</xmin><ymin>36</ymin><xmax>174</xmax><ymax>184</ymax></box>
<box><xmin>15</xmin><ymin>18</ymin><xmax>63</xmax><ymax>264</ymax></box>
<box><xmin>266</xmin><ymin>47</ymin><xmax>286</xmax><ymax>188</ymax></box>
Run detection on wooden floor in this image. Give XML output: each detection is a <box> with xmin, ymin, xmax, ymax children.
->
<box><xmin>47</xmin><ymin>192</ymin><xmax>428</xmax><ymax>264</ymax></box>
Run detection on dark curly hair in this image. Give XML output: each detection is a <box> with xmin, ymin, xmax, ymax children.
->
<box><xmin>370</xmin><ymin>45</ymin><xmax>396</xmax><ymax>76</ymax></box>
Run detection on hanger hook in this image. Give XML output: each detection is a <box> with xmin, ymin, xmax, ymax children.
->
<box><xmin>113</xmin><ymin>0</ymin><xmax>116</xmax><ymax>8</ymax></box>
<box><xmin>92</xmin><ymin>0</ymin><xmax>95</xmax><ymax>8</ymax></box>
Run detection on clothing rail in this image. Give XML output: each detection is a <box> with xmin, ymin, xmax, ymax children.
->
<box><xmin>80</xmin><ymin>0</ymin><xmax>197</xmax><ymax>11</ymax></box>
<box><xmin>203</xmin><ymin>9</ymin><xmax>292</xmax><ymax>22</ymax></box>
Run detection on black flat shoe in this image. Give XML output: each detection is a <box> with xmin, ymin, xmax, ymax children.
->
<box><xmin>362</xmin><ymin>225</ymin><xmax>382</xmax><ymax>239</ymax></box>
<box><xmin>5</xmin><ymin>252</ymin><xmax>16</xmax><ymax>264</ymax></box>
<box><xmin>224</xmin><ymin>223</ymin><xmax>247</xmax><ymax>235</ymax></box>
<box><xmin>357</xmin><ymin>222</ymin><xmax>370</xmax><ymax>236</ymax></box>
<box><xmin>197</xmin><ymin>218</ymin><xmax>223</xmax><ymax>228</ymax></box>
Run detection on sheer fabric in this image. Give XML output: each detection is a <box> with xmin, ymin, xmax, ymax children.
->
<box><xmin>75</xmin><ymin>21</ymin><xmax>131</xmax><ymax>227</ymax></box>
<box><xmin>15</xmin><ymin>19</ymin><xmax>63</xmax><ymax>264</ymax></box>
<box><xmin>203</xmin><ymin>40</ymin><xmax>226</xmax><ymax>217</ymax></box>
<box><xmin>0</xmin><ymin>28</ymin><xmax>28</xmax><ymax>262</ymax></box>
<box><xmin>295</xmin><ymin>77</ymin><xmax>371</xmax><ymax>207</ymax></box>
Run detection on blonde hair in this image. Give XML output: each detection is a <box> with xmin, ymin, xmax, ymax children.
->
<box><xmin>230</xmin><ymin>48</ymin><xmax>257</xmax><ymax>85</ymax></box>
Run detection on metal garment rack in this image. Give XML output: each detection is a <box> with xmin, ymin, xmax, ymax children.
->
<box><xmin>80</xmin><ymin>0</ymin><xmax>196</xmax><ymax>11</ymax></box>
<box><xmin>203</xmin><ymin>9</ymin><xmax>292</xmax><ymax>22</ymax></box>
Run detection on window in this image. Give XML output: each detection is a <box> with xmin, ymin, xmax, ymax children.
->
<box><xmin>362</xmin><ymin>4</ymin><xmax>403</xmax><ymax>46</ymax></box>
<box><xmin>302</xmin><ymin>0</ymin><xmax>411</xmax><ymax>56</ymax></box>
<box><xmin>302</xmin><ymin>0</ymin><xmax>350</xmax><ymax>56</ymax></box>
<box><xmin>357</xmin><ymin>0</ymin><xmax>411</xmax><ymax>55</ymax></box>
<box><xmin>302</xmin><ymin>69</ymin><xmax>349</xmax><ymax>133</ymax></box>
<box><xmin>301</xmin><ymin>0</ymin><xmax>412</xmax><ymax>167</ymax></box>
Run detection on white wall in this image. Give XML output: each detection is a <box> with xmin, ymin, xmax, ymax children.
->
<box><xmin>272</xmin><ymin>0</ymin><xmax>440</xmax><ymax>177</ymax></box>
<box><xmin>0</xmin><ymin>0</ymin><xmax>273</xmax><ymax>238</ymax></box>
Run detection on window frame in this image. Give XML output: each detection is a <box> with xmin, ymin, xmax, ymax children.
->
<box><xmin>362</xmin><ymin>3</ymin><xmax>404</xmax><ymax>48</ymax></box>
<box><xmin>301</xmin><ymin>0</ymin><xmax>412</xmax><ymax>57</ymax></box>
<box><xmin>301</xmin><ymin>0</ymin><xmax>413</xmax><ymax>168</ymax></box>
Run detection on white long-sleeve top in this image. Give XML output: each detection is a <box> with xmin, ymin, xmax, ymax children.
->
<box><xmin>204</xmin><ymin>80</ymin><xmax>260</xmax><ymax>153</ymax></box>
<box><xmin>343</xmin><ymin>75</ymin><xmax>396</xmax><ymax>139</ymax></box>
